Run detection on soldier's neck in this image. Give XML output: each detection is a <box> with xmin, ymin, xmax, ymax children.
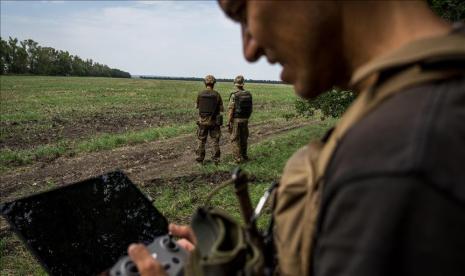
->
<box><xmin>341</xmin><ymin>1</ymin><xmax>451</xmax><ymax>91</ymax></box>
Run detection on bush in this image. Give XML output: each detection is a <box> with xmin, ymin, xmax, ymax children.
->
<box><xmin>295</xmin><ymin>88</ymin><xmax>356</xmax><ymax>118</ymax></box>
<box><xmin>428</xmin><ymin>0</ymin><xmax>465</xmax><ymax>22</ymax></box>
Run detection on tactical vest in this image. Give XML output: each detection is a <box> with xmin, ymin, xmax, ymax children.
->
<box><xmin>233</xmin><ymin>91</ymin><xmax>252</xmax><ymax>119</ymax></box>
<box><xmin>273</xmin><ymin>29</ymin><xmax>465</xmax><ymax>276</ymax></box>
<box><xmin>199</xmin><ymin>91</ymin><xmax>219</xmax><ymax>116</ymax></box>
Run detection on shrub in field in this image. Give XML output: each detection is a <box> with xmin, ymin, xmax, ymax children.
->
<box><xmin>295</xmin><ymin>88</ymin><xmax>356</xmax><ymax>118</ymax></box>
<box><xmin>428</xmin><ymin>0</ymin><xmax>465</xmax><ymax>22</ymax></box>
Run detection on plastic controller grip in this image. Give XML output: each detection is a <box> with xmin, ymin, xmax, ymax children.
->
<box><xmin>110</xmin><ymin>235</ymin><xmax>188</xmax><ymax>276</ymax></box>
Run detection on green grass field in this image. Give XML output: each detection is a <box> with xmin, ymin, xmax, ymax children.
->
<box><xmin>0</xmin><ymin>76</ymin><xmax>298</xmax><ymax>171</ymax></box>
<box><xmin>0</xmin><ymin>75</ymin><xmax>335</xmax><ymax>275</ymax></box>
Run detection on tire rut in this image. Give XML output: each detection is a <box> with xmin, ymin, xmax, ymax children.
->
<box><xmin>0</xmin><ymin>118</ymin><xmax>313</xmax><ymax>202</ymax></box>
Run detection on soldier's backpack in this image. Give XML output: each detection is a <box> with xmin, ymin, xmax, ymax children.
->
<box><xmin>233</xmin><ymin>91</ymin><xmax>252</xmax><ymax>119</ymax></box>
<box><xmin>199</xmin><ymin>91</ymin><xmax>218</xmax><ymax>116</ymax></box>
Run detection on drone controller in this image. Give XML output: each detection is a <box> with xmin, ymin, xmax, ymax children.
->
<box><xmin>110</xmin><ymin>235</ymin><xmax>188</xmax><ymax>276</ymax></box>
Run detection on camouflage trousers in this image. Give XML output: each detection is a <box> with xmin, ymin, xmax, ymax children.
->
<box><xmin>230</xmin><ymin>119</ymin><xmax>249</xmax><ymax>162</ymax></box>
<box><xmin>196</xmin><ymin>124</ymin><xmax>221</xmax><ymax>162</ymax></box>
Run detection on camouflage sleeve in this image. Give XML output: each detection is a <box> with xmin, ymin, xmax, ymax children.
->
<box><xmin>228</xmin><ymin>93</ymin><xmax>235</xmax><ymax>122</ymax></box>
<box><xmin>228</xmin><ymin>93</ymin><xmax>235</xmax><ymax>110</ymax></box>
<box><xmin>196</xmin><ymin>92</ymin><xmax>200</xmax><ymax>109</ymax></box>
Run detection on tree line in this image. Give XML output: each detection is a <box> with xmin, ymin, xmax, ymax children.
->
<box><xmin>0</xmin><ymin>37</ymin><xmax>131</xmax><ymax>78</ymax></box>
<box><xmin>139</xmin><ymin>76</ymin><xmax>284</xmax><ymax>84</ymax></box>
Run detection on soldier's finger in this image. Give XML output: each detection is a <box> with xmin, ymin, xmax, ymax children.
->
<box><xmin>128</xmin><ymin>244</ymin><xmax>166</xmax><ymax>276</ymax></box>
<box><xmin>177</xmin><ymin>238</ymin><xmax>196</xmax><ymax>252</ymax></box>
<box><xmin>169</xmin><ymin>224</ymin><xmax>197</xmax><ymax>244</ymax></box>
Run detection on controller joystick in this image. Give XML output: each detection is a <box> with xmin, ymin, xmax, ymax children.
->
<box><xmin>110</xmin><ymin>235</ymin><xmax>188</xmax><ymax>276</ymax></box>
<box><xmin>163</xmin><ymin>235</ymin><xmax>179</xmax><ymax>252</ymax></box>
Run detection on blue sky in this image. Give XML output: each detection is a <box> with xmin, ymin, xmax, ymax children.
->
<box><xmin>1</xmin><ymin>0</ymin><xmax>282</xmax><ymax>80</ymax></box>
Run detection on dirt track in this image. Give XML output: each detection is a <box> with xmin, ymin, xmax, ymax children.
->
<box><xmin>0</xmin><ymin>118</ymin><xmax>313</xmax><ymax>203</ymax></box>
<box><xmin>0</xmin><ymin>110</ymin><xmax>194</xmax><ymax>150</ymax></box>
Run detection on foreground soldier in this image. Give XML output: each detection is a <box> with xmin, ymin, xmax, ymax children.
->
<box><xmin>195</xmin><ymin>75</ymin><xmax>224</xmax><ymax>164</ymax></box>
<box><xmin>129</xmin><ymin>1</ymin><xmax>465</xmax><ymax>275</ymax></box>
<box><xmin>228</xmin><ymin>75</ymin><xmax>253</xmax><ymax>163</ymax></box>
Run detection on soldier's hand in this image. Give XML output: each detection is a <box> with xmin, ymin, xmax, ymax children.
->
<box><xmin>127</xmin><ymin>224</ymin><xmax>195</xmax><ymax>276</ymax></box>
<box><xmin>128</xmin><ymin>244</ymin><xmax>167</xmax><ymax>276</ymax></box>
<box><xmin>169</xmin><ymin>223</ymin><xmax>196</xmax><ymax>252</ymax></box>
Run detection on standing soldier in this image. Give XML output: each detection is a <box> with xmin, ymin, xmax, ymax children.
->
<box><xmin>228</xmin><ymin>75</ymin><xmax>253</xmax><ymax>163</ymax></box>
<box><xmin>195</xmin><ymin>75</ymin><xmax>224</xmax><ymax>164</ymax></box>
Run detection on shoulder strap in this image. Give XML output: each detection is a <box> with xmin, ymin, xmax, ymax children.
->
<box><xmin>319</xmin><ymin>30</ymin><xmax>465</xmax><ymax>181</ymax></box>
<box><xmin>213</xmin><ymin>90</ymin><xmax>220</xmax><ymax>101</ymax></box>
<box><xmin>317</xmin><ymin>62</ymin><xmax>465</xmax><ymax>183</ymax></box>
<box><xmin>351</xmin><ymin>30</ymin><xmax>465</xmax><ymax>86</ymax></box>
<box><xmin>229</xmin><ymin>91</ymin><xmax>238</xmax><ymax>101</ymax></box>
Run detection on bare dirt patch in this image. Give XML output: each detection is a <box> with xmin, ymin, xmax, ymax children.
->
<box><xmin>0</xmin><ymin>118</ymin><xmax>312</xmax><ymax>203</ymax></box>
<box><xmin>0</xmin><ymin>110</ymin><xmax>194</xmax><ymax>150</ymax></box>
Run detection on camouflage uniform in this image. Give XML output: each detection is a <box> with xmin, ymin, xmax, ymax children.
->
<box><xmin>196</xmin><ymin>75</ymin><xmax>224</xmax><ymax>163</ymax></box>
<box><xmin>228</xmin><ymin>75</ymin><xmax>253</xmax><ymax>163</ymax></box>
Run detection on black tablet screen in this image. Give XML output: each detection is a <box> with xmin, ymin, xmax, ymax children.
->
<box><xmin>1</xmin><ymin>171</ymin><xmax>168</xmax><ymax>275</ymax></box>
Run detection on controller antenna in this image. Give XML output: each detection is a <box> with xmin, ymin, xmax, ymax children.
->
<box><xmin>231</xmin><ymin>167</ymin><xmax>264</xmax><ymax>251</ymax></box>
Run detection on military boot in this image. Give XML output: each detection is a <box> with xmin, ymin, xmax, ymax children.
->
<box><xmin>212</xmin><ymin>152</ymin><xmax>220</xmax><ymax>165</ymax></box>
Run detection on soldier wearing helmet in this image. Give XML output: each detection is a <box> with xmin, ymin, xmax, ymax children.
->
<box><xmin>195</xmin><ymin>75</ymin><xmax>224</xmax><ymax>164</ymax></box>
<box><xmin>228</xmin><ymin>75</ymin><xmax>253</xmax><ymax>163</ymax></box>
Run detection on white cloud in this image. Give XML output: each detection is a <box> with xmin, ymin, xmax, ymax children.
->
<box><xmin>135</xmin><ymin>1</ymin><xmax>161</xmax><ymax>5</ymax></box>
<box><xmin>134</xmin><ymin>1</ymin><xmax>173</xmax><ymax>6</ymax></box>
<box><xmin>40</xmin><ymin>1</ymin><xmax>65</xmax><ymax>3</ymax></box>
<box><xmin>1</xmin><ymin>1</ymin><xmax>282</xmax><ymax>80</ymax></box>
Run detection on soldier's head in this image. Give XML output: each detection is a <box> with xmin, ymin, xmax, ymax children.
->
<box><xmin>218</xmin><ymin>1</ymin><xmax>343</xmax><ymax>98</ymax></box>
<box><xmin>218</xmin><ymin>1</ymin><xmax>447</xmax><ymax>99</ymax></box>
<box><xmin>204</xmin><ymin>74</ymin><xmax>216</xmax><ymax>88</ymax></box>
<box><xmin>234</xmin><ymin>75</ymin><xmax>245</xmax><ymax>89</ymax></box>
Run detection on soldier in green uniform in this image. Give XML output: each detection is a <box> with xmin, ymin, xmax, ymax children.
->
<box><xmin>195</xmin><ymin>75</ymin><xmax>224</xmax><ymax>164</ymax></box>
<box><xmin>228</xmin><ymin>75</ymin><xmax>252</xmax><ymax>163</ymax></box>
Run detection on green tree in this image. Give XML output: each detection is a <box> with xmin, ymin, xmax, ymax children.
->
<box><xmin>22</xmin><ymin>39</ymin><xmax>39</xmax><ymax>74</ymax></box>
<box><xmin>428</xmin><ymin>0</ymin><xmax>465</xmax><ymax>22</ymax></box>
<box><xmin>0</xmin><ymin>37</ymin><xmax>9</xmax><ymax>74</ymax></box>
<box><xmin>56</xmin><ymin>50</ymin><xmax>72</xmax><ymax>75</ymax></box>
<box><xmin>8</xmin><ymin>37</ymin><xmax>28</xmax><ymax>74</ymax></box>
<box><xmin>71</xmin><ymin>55</ymin><xmax>86</xmax><ymax>76</ymax></box>
<box><xmin>36</xmin><ymin>46</ymin><xmax>55</xmax><ymax>75</ymax></box>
